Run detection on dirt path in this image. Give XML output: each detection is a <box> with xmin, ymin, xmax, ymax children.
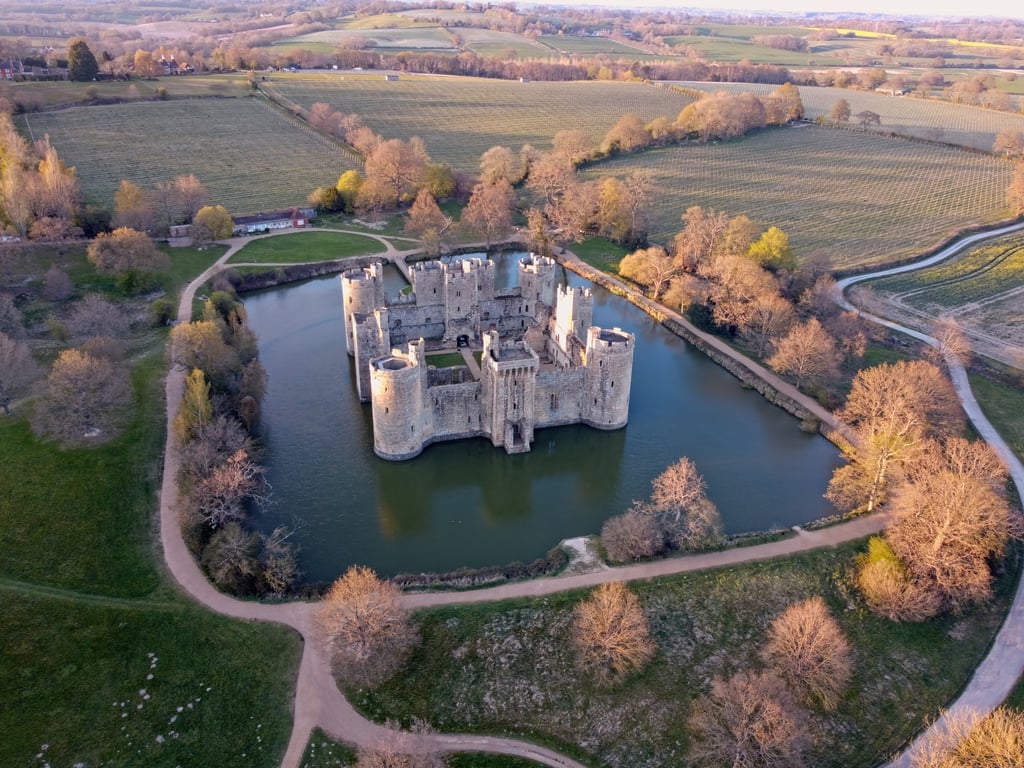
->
<box><xmin>157</xmin><ymin>227</ymin><xmax>1023</xmax><ymax>768</ymax></box>
<box><xmin>835</xmin><ymin>222</ymin><xmax>1024</xmax><ymax>766</ymax></box>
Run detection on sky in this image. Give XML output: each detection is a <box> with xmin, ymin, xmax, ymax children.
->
<box><xmin>547</xmin><ymin>0</ymin><xmax>1023</xmax><ymax>21</ymax></box>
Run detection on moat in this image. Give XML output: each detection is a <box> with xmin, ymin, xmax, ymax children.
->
<box><xmin>245</xmin><ymin>254</ymin><xmax>843</xmax><ymax>583</ymax></box>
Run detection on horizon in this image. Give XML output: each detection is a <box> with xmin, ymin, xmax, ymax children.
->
<box><xmin>542</xmin><ymin>0</ymin><xmax>1023</xmax><ymax>22</ymax></box>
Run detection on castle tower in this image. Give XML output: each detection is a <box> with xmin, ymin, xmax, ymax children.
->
<box><xmin>351</xmin><ymin>307</ymin><xmax>390</xmax><ymax>402</ymax></box>
<box><xmin>443</xmin><ymin>258</ymin><xmax>489</xmax><ymax>344</ymax></box>
<box><xmin>340</xmin><ymin>263</ymin><xmax>384</xmax><ymax>356</ymax></box>
<box><xmin>583</xmin><ymin>326</ymin><xmax>634</xmax><ymax>430</ymax></box>
<box><xmin>549</xmin><ymin>284</ymin><xmax>594</xmax><ymax>365</ymax></box>
<box><xmin>480</xmin><ymin>330</ymin><xmax>539</xmax><ymax>454</ymax></box>
<box><xmin>411</xmin><ymin>260</ymin><xmax>445</xmax><ymax>307</ymax></box>
<box><xmin>518</xmin><ymin>253</ymin><xmax>556</xmax><ymax>322</ymax></box>
<box><xmin>369</xmin><ymin>340</ymin><xmax>427</xmax><ymax>460</ymax></box>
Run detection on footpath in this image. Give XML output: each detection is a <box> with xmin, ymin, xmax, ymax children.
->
<box><xmin>158</xmin><ymin>225</ymin><xmax>1024</xmax><ymax>768</ymax></box>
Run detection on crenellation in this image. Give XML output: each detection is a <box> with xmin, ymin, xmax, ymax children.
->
<box><xmin>343</xmin><ymin>254</ymin><xmax>634</xmax><ymax>460</ymax></box>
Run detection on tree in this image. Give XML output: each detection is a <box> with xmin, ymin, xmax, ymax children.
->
<box><xmin>768</xmin><ymin>318</ymin><xmax>841</xmax><ymax>388</ymax></box>
<box><xmin>308</xmin><ymin>102</ymin><xmax>341</xmax><ymax>134</ymax></box>
<box><xmin>885</xmin><ymin>437</ymin><xmax>1016</xmax><ymax>614</ymax></box>
<box><xmin>826</xmin><ymin>360</ymin><xmax>964</xmax><ymax>514</ymax></box>
<box><xmin>460</xmin><ymin>180</ymin><xmax>515</xmax><ymax>249</ymax></box>
<box><xmin>42</xmin><ymin>265</ymin><xmax>74</xmax><ymax>303</ymax></box>
<box><xmin>0</xmin><ymin>330</ymin><xmax>40</xmax><ymax>415</ymax></box>
<box><xmin>762</xmin><ymin>596</ymin><xmax>853</xmax><ymax>711</ymax></box>
<box><xmin>600</xmin><ymin>113</ymin><xmax>649</xmax><ymax>155</ymax></box>
<box><xmin>769</xmin><ymin>82</ymin><xmax>804</xmax><ymax>122</ymax></box>
<box><xmin>992</xmin><ymin>128</ymin><xmax>1024</xmax><ymax>158</ymax></box>
<box><xmin>335</xmin><ymin>170</ymin><xmax>365</xmax><ymax>213</ymax></box>
<box><xmin>202</xmin><ymin>522</ymin><xmax>260</xmax><ymax>592</ymax></box>
<box><xmin>706</xmin><ymin>254</ymin><xmax>781</xmax><ymax>332</ymax></box>
<box><xmin>741</xmin><ymin>291</ymin><xmax>795</xmax><ymax>357</ymax></box>
<box><xmin>748</xmin><ymin>226</ymin><xmax>796</xmax><ymax>272</ymax></box>
<box><xmin>617</xmin><ymin>246</ymin><xmax>677</xmax><ymax>300</ymax></box>
<box><xmin>87</xmin><ymin>227</ymin><xmax>166</xmax><ymax>274</ymax></box>
<box><xmin>113</xmin><ymin>180</ymin><xmax>155</xmax><ymax>232</ymax></box>
<box><xmin>67</xmin><ymin>293</ymin><xmax>131</xmax><ymax>340</ymax></box>
<box><xmin>932</xmin><ymin>316</ymin><xmax>971</xmax><ymax>365</ymax></box>
<box><xmin>827</xmin><ymin>98</ymin><xmax>851</xmax><ymax>123</ymax></box>
<box><xmin>479</xmin><ymin>145</ymin><xmax>523</xmax><ymax>186</ymax></box>
<box><xmin>601</xmin><ymin>503</ymin><xmax>664</xmax><ymax>562</ymax></box>
<box><xmin>169</xmin><ymin>320</ymin><xmax>240</xmax><ymax>389</ymax></box>
<box><xmin>34</xmin><ymin>138</ymin><xmax>80</xmax><ymax>221</ymax></box>
<box><xmin>189</xmin><ymin>448</ymin><xmax>266</xmax><ymax>529</ymax></box>
<box><xmin>133</xmin><ymin>49</ymin><xmax>159</xmax><ymax>78</ymax></box>
<box><xmin>314</xmin><ymin>565</ymin><xmax>417</xmax><ymax>688</ymax></box>
<box><xmin>650</xmin><ymin>456</ymin><xmax>707</xmax><ymax>520</ymax></box>
<box><xmin>552</xmin><ymin>129</ymin><xmax>594</xmax><ymax>165</ymax></box>
<box><xmin>856</xmin><ymin>536</ymin><xmax>943</xmax><ymax>622</ymax></box>
<box><xmin>688</xmin><ymin>670</ymin><xmax>808</xmax><ymax>768</ymax></box>
<box><xmin>1008</xmin><ymin>161</ymin><xmax>1024</xmax><ymax>217</ymax></box>
<box><xmin>175</xmin><ymin>368</ymin><xmax>213</xmax><ymax>442</ymax></box>
<box><xmin>404</xmin><ymin>188</ymin><xmax>450</xmax><ymax>239</ymax></box>
<box><xmin>673</xmin><ymin>206</ymin><xmax>730</xmax><ymax>272</ymax></box>
<box><xmin>173</xmin><ymin>174</ymin><xmax>210</xmax><ymax>223</ymax></box>
<box><xmin>855</xmin><ymin>110</ymin><xmax>882</xmax><ymax>128</ymax></box>
<box><xmin>67</xmin><ymin>38</ymin><xmax>99</xmax><ymax>82</ymax></box>
<box><xmin>179</xmin><ymin>415</ymin><xmax>254</xmax><ymax>485</ymax></box>
<box><xmin>32</xmin><ymin>348</ymin><xmax>132</xmax><ymax>446</ymax></box>
<box><xmin>572</xmin><ymin>582</ymin><xmax>654</xmax><ymax>685</ymax></box>
<box><xmin>191</xmin><ymin>205</ymin><xmax>233</xmax><ymax>246</ymax></box>
<box><xmin>524</xmin><ymin>151</ymin><xmax>575</xmax><ymax>206</ymax></box>
<box><xmin>364</xmin><ymin>138</ymin><xmax>428</xmax><ymax>207</ymax></box>
<box><xmin>911</xmin><ymin>706</ymin><xmax>1024</xmax><ymax>768</ymax></box>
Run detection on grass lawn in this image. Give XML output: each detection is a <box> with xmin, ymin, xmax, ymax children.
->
<box><xmin>228</xmin><ymin>231</ymin><xmax>389</xmax><ymax>264</ymax></box>
<box><xmin>355</xmin><ymin>544</ymin><xmax>1017</xmax><ymax>768</ymax></box>
<box><xmin>970</xmin><ymin>373</ymin><xmax>1024</xmax><ymax>461</ymax></box>
<box><xmin>0</xmin><ymin>247</ymin><xmax>301</xmax><ymax>767</ymax></box>
<box><xmin>427</xmin><ymin>351</ymin><xmax>468</xmax><ymax>368</ymax></box>
<box><xmin>568</xmin><ymin>239</ymin><xmax>629</xmax><ymax>273</ymax></box>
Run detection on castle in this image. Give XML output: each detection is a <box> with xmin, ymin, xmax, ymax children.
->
<box><xmin>340</xmin><ymin>254</ymin><xmax>634</xmax><ymax>460</ymax></box>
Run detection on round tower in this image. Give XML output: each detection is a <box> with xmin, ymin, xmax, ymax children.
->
<box><xmin>583</xmin><ymin>326</ymin><xmax>634</xmax><ymax>430</ymax></box>
<box><xmin>340</xmin><ymin>263</ymin><xmax>384</xmax><ymax>356</ymax></box>
<box><xmin>369</xmin><ymin>350</ymin><xmax>425</xmax><ymax>460</ymax></box>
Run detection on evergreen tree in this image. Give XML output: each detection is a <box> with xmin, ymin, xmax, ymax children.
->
<box><xmin>67</xmin><ymin>39</ymin><xmax>98</xmax><ymax>82</ymax></box>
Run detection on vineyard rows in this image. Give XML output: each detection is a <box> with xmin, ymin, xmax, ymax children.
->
<box><xmin>677</xmin><ymin>82</ymin><xmax>1024</xmax><ymax>151</ymax></box>
<box><xmin>588</xmin><ymin>125</ymin><xmax>1011</xmax><ymax>268</ymax></box>
<box><xmin>23</xmin><ymin>97</ymin><xmax>361</xmax><ymax>215</ymax></box>
<box><xmin>869</xmin><ymin>235</ymin><xmax>1024</xmax><ymax>308</ymax></box>
<box><xmin>269</xmin><ymin>75</ymin><xmax>696</xmax><ymax>170</ymax></box>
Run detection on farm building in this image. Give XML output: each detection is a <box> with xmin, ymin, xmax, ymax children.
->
<box><xmin>384</xmin><ymin>74</ymin><xmax>400</xmax><ymax>81</ymax></box>
<box><xmin>232</xmin><ymin>208</ymin><xmax>315</xmax><ymax>236</ymax></box>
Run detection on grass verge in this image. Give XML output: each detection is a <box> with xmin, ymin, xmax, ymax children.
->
<box><xmin>355</xmin><ymin>543</ymin><xmax>1018</xmax><ymax>768</ymax></box>
<box><xmin>970</xmin><ymin>372</ymin><xmax>1024</xmax><ymax>462</ymax></box>
<box><xmin>228</xmin><ymin>231</ymin><xmax>389</xmax><ymax>264</ymax></box>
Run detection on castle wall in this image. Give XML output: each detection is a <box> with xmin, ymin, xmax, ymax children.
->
<box><xmin>534</xmin><ymin>369</ymin><xmax>585</xmax><ymax>428</ymax></box>
<box><xmin>352</xmin><ymin>308</ymin><xmax>391</xmax><ymax>402</ymax></box>
<box><xmin>425</xmin><ymin>381</ymin><xmax>483</xmax><ymax>442</ymax></box>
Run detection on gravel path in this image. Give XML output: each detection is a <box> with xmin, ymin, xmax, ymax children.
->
<box><xmin>156</xmin><ymin>225</ymin><xmax>1023</xmax><ymax>768</ymax></box>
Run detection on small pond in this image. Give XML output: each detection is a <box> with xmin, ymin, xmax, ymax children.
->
<box><xmin>244</xmin><ymin>255</ymin><xmax>842</xmax><ymax>582</ymax></box>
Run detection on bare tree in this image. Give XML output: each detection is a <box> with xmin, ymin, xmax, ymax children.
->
<box><xmin>931</xmin><ymin>316</ymin><xmax>971</xmax><ymax>365</ymax></box>
<box><xmin>202</xmin><ymin>521</ymin><xmax>261</xmax><ymax>592</ymax></box>
<box><xmin>552</xmin><ymin>128</ymin><xmax>594</xmax><ymax>165</ymax></box>
<box><xmin>67</xmin><ymin>294</ymin><xmax>131</xmax><ymax>340</ymax></box>
<box><xmin>87</xmin><ymin>227</ymin><xmax>167</xmax><ymax>274</ymax></box>
<box><xmin>364</xmin><ymin>138</ymin><xmax>429</xmax><ymax>207</ymax></box>
<box><xmin>673</xmin><ymin>206</ymin><xmax>729</xmax><ymax>272</ymax></box>
<box><xmin>0</xmin><ymin>293</ymin><xmax>23</xmax><ymax>337</ymax></box>
<box><xmin>258</xmin><ymin>526</ymin><xmax>299</xmax><ymax>595</ymax></box>
<box><xmin>112</xmin><ymin>179</ymin><xmax>155</xmax><ymax>232</ymax></box>
<box><xmin>189</xmin><ymin>448</ymin><xmax>266</xmax><ymax>529</ymax></box>
<box><xmin>992</xmin><ymin>128</ymin><xmax>1024</xmax><ymax>158</ymax></box>
<box><xmin>688</xmin><ymin>670</ymin><xmax>809</xmax><ymax>768</ymax></box>
<box><xmin>0</xmin><ymin>330</ymin><xmax>40</xmax><ymax>415</ymax></box>
<box><xmin>886</xmin><ymin>437</ymin><xmax>1016</xmax><ymax>614</ymax></box>
<box><xmin>42</xmin><ymin>265</ymin><xmax>74</xmax><ymax>303</ymax></box>
<box><xmin>178</xmin><ymin>415</ymin><xmax>254</xmax><ymax>485</ymax></box>
<box><xmin>826</xmin><ymin>360</ymin><xmax>964</xmax><ymax>514</ymax></box>
<box><xmin>572</xmin><ymin>581</ymin><xmax>655</xmax><ymax>685</ymax></box>
<box><xmin>479</xmin><ymin>145</ymin><xmax>523</xmax><ymax>186</ymax></box>
<box><xmin>173</xmin><ymin>174</ymin><xmax>210</xmax><ymax>223</ymax></box>
<box><xmin>856</xmin><ymin>536</ymin><xmax>943</xmax><ymax>622</ymax></box>
<box><xmin>855</xmin><ymin>110</ymin><xmax>882</xmax><ymax>128</ymax></box>
<box><xmin>912</xmin><ymin>706</ymin><xmax>1024</xmax><ymax>768</ymax></box>
<box><xmin>460</xmin><ymin>180</ymin><xmax>515</xmax><ymax>249</ymax></box>
<box><xmin>601</xmin><ymin>503</ymin><xmax>664</xmax><ymax>562</ymax></box>
<box><xmin>600</xmin><ymin>113</ymin><xmax>650</xmax><ymax>155</ymax></box>
<box><xmin>741</xmin><ymin>291</ymin><xmax>795</xmax><ymax>357</ymax></box>
<box><xmin>650</xmin><ymin>456</ymin><xmax>707</xmax><ymax>520</ymax></box>
<box><xmin>762</xmin><ymin>596</ymin><xmax>853</xmax><ymax>711</ymax></box>
<box><xmin>829</xmin><ymin>98</ymin><xmax>851</xmax><ymax>124</ymax></box>
<box><xmin>32</xmin><ymin>348</ymin><xmax>133</xmax><ymax>446</ymax></box>
<box><xmin>768</xmin><ymin>318</ymin><xmax>841</xmax><ymax>388</ymax></box>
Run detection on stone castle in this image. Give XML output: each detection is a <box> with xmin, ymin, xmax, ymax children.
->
<box><xmin>340</xmin><ymin>254</ymin><xmax>634</xmax><ymax>460</ymax></box>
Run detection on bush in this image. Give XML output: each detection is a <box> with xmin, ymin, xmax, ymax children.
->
<box><xmin>150</xmin><ymin>297</ymin><xmax>176</xmax><ymax>326</ymax></box>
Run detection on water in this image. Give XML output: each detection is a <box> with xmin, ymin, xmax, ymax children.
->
<box><xmin>244</xmin><ymin>256</ymin><xmax>842</xmax><ymax>582</ymax></box>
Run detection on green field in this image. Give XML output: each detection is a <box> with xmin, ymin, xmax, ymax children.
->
<box><xmin>459</xmin><ymin>27</ymin><xmax>553</xmax><ymax>59</ymax></box>
<box><xmin>971</xmin><ymin>374</ymin><xmax>1024</xmax><ymax>461</ymax></box>
<box><xmin>538</xmin><ymin>34</ymin><xmax>646</xmax><ymax>56</ymax></box>
<box><xmin>283</xmin><ymin>26</ymin><xmax>456</xmax><ymax>51</ymax></box>
<box><xmin>867</xmin><ymin>233</ymin><xmax>1024</xmax><ymax>308</ymax></box>
<box><xmin>268</xmin><ymin>74</ymin><xmax>695</xmax><ymax>169</ymax></box>
<box><xmin>20</xmin><ymin>96</ymin><xmax>361</xmax><ymax>215</ymax></box>
<box><xmin>588</xmin><ymin>125</ymin><xmax>1011</xmax><ymax>267</ymax></box>
<box><xmin>678</xmin><ymin>82</ymin><xmax>1024</xmax><ymax>151</ymax></box>
<box><xmin>357</xmin><ymin>544</ymin><xmax>1016</xmax><ymax>768</ymax></box>
<box><xmin>228</xmin><ymin>231</ymin><xmax>388</xmax><ymax>264</ymax></box>
<box><xmin>2</xmin><ymin>74</ymin><xmax>253</xmax><ymax>111</ymax></box>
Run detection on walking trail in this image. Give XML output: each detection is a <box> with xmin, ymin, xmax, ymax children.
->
<box><xmin>158</xmin><ymin>225</ymin><xmax>1023</xmax><ymax>768</ymax></box>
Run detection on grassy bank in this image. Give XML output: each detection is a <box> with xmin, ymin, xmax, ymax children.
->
<box><xmin>356</xmin><ymin>544</ymin><xmax>1017</xmax><ymax>768</ymax></box>
<box><xmin>0</xmin><ymin>248</ymin><xmax>300</xmax><ymax>767</ymax></box>
<box><xmin>971</xmin><ymin>372</ymin><xmax>1024</xmax><ymax>461</ymax></box>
